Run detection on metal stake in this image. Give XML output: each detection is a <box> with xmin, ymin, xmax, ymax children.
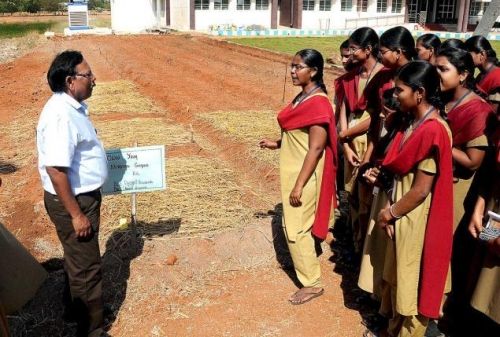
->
<box><xmin>130</xmin><ymin>141</ymin><xmax>138</xmax><ymax>252</ymax></box>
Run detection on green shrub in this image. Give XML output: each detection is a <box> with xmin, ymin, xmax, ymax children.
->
<box><xmin>0</xmin><ymin>22</ymin><xmax>55</xmax><ymax>38</ymax></box>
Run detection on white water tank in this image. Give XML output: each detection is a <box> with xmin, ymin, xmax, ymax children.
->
<box><xmin>111</xmin><ymin>0</ymin><xmax>160</xmax><ymax>33</ymax></box>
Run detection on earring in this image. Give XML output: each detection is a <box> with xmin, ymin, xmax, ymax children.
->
<box><xmin>459</xmin><ymin>79</ymin><xmax>464</xmax><ymax>85</ymax></box>
<box><xmin>417</xmin><ymin>97</ymin><xmax>422</xmax><ymax>104</ymax></box>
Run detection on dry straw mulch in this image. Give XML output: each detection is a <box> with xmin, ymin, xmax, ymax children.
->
<box><xmin>198</xmin><ymin>110</ymin><xmax>280</xmax><ymax>167</ymax></box>
<box><xmin>87</xmin><ymin>80</ymin><xmax>164</xmax><ymax>115</ymax></box>
<box><xmin>0</xmin><ymin>109</ymin><xmax>38</xmax><ymax>219</ymax></box>
<box><xmin>101</xmin><ymin>156</ymin><xmax>254</xmax><ymax>237</ymax></box>
<box><xmin>0</xmin><ymin>109</ymin><xmax>37</xmax><ymax>170</ymax></box>
<box><xmin>94</xmin><ymin>118</ymin><xmax>193</xmax><ymax>150</ymax></box>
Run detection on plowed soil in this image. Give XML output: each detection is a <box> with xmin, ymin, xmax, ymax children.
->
<box><xmin>0</xmin><ymin>34</ymin><xmax>370</xmax><ymax>337</ymax></box>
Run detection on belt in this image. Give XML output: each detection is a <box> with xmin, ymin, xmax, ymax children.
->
<box><xmin>45</xmin><ymin>188</ymin><xmax>101</xmax><ymax>197</ymax></box>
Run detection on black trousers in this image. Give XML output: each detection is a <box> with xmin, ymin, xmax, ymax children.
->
<box><xmin>44</xmin><ymin>190</ymin><xmax>104</xmax><ymax>337</ymax></box>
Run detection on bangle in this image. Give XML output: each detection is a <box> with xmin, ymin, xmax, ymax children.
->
<box><xmin>389</xmin><ymin>204</ymin><xmax>402</xmax><ymax>219</ymax></box>
<box><xmin>340</xmin><ymin>131</ymin><xmax>350</xmax><ymax>143</ymax></box>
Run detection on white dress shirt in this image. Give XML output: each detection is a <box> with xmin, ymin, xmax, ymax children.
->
<box><xmin>37</xmin><ymin>92</ymin><xmax>108</xmax><ymax>195</ymax></box>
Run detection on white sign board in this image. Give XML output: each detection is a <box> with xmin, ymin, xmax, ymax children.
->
<box><xmin>102</xmin><ymin>145</ymin><xmax>166</xmax><ymax>195</ymax></box>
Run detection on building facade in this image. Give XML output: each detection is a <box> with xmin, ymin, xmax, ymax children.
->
<box><xmin>110</xmin><ymin>0</ymin><xmax>497</xmax><ymax>32</ymax></box>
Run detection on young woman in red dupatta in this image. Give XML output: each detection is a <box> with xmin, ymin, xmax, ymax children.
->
<box><xmin>374</xmin><ymin>61</ymin><xmax>453</xmax><ymax>337</ymax></box>
<box><xmin>415</xmin><ymin>34</ymin><xmax>441</xmax><ymax>65</ymax></box>
<box><xmin>466</xmin><ymin>35</ymin><xmax>500</xmax><ymax>114</ymax></box>
<box><xmin>337</xmin><ymin>27</ymin><xmax>384</xmax><ymax>255</ymax></box>
<box><xmin>436</xmin><ymin>47</ymin><xmax>495</xmax><ymax>329</ymax></box>
<box><xmin>357</xmin><ymin>88</ymin><xmax>403</xmax><ymax>309</ymax></box>
<box><xmin>466</xmin><ymin>122</ymin><xmax>500</xmax><ymax>334</ymax></box>
<box><xmin>436</xmin><ymin>47</ymin><xmax>494</xmax><ymax>230</ymax></box>
<box><xmin>361</xmin><ymin>26</ymin><xmax>416</xmax><ymax>167</ymax></box>
<box><xmin>333</xmin><ymin>39</ymin><xmax>357</xmax><ymax>121</ymax></box>
<box><xmin>259</xmin><ymin>49</ymin><xmax>337</xmax><ymax>305</ymax></box>
<box><xmin>355</xmin><ymin>27</ymin><xmax>415</xmax><ymax>314</ymax></box>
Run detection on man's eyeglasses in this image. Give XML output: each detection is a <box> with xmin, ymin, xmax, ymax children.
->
<box><xmin>74</xmin><ymin>72</ymin><xmax>94</xmax><ymax>79</ymax></box>
<box><xmin>290</xmin><ymin>64</ymin><xmax>310</xmax><ymax>71</ymax></box>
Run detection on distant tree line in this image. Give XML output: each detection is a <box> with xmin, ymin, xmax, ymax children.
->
<box><xmin>0</xmin><ymin>0</ymin><xmax>110</xmax><ymax>13</ymax></box>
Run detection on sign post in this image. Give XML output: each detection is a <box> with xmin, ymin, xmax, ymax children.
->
<box><xmin>102</xmin><ymin>144</ymin><xmax>167</xmax><ymax>251</ymax></box>
<box><xmin>131</xmin><ymin>141</ymin><xmax>138</xmax><ymax>251</ymax></box>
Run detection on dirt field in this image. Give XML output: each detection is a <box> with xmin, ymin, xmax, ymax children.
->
<box><xmin>0</xmin><ymin>34</ymin><xmax>374</xmax><ymax>337</ymax></box>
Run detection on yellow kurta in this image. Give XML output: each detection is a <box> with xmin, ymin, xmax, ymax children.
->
<box><xmin>280</xmin><ymin>127</ymin><xmax>325</xmax><ymax>287</ymax></box>
<box><xmin>344</xmin><ymin>110</ymin><xmax>370</xmax><ymax>192</ymax></box>
<box><xmin>358</xmin><ymin>188</ymin><xmax>389</xmax><ymax>298</ymax></box>
<box><xmin>453</xmin><ymin>135</ymin><xmax>489</xmax><ymax>230</ymax></box>
<box><xmin>448</xmin><ymin>135</ymin><xmax>490</xmax><ymax>295</ymax></box>
<box><xmin>470</xmin><ymin>195</ymin><xmax>500</xmax><ymax>324</ymax></box>
<box><xmin>344</xmin><ymin>76</ymin><xmax>371</xmax><ymax>193</ymax></box>
<box><xmin>382</xmin><ymin>157</ymin><xmax>437</xmax><ymax>317</ymax></box>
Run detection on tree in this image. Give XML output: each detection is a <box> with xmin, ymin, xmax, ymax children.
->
<box><xmin>0</xmin><ymin>0</ymin><xmax>22</xmax><ymax>13</ymax></box>
<box><xmin>88</xmin><ymin>0</ymin><xmax>110</xmax><ymax>10</ymax></box>
<box><xmin>22</xmin><ymin>0</ymin><xmax>41</xmax><ymax>13</ymax></box>
<box><xmin>40</xmin><ymin>0</ymin><xmax>61</xmax><ymax>11</ymax></box>
<box><xmin>474</xmin><ymin>0</ymin><xmax>500</xmax><ymax>36</ymax></box>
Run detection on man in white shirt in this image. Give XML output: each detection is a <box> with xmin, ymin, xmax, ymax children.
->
<box><xmin>37</xmin><ymin>50</ymin><xmax>108</xmax><ymax>337</ymax></box>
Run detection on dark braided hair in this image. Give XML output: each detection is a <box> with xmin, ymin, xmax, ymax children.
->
<box><xmin>416</xmin><ymin>34</ymin><xmax>441</xmax><ymax>53</ymax></box>
<box><xmin>396</xmin><ymin>60</ymin><xmax>446</xmax><ymax>118</ymax></box>
<box><xmin>296</xmin><ymin>49</ymin><xmax>327</xmax><ymax>94</ymax></box>
<box><xmin>440</xmin><ymin>38</ymin><xmax>466</xmax><ymax>52</ymax></box>
<box><xmin>380</xmin><ymin>26</ymin><xmax>416</xmax><ymax>61</ymax></box>
<box><xmin>437</xmin><ymin>47</ymin><xmax>477</xmax><ymax>94</ymax></box>
<box><xmin>465</xmin><ymin>35</ymin><xmax>500</xmax><ymax>66</ymax></box>
<box><xmin>349</xmin><ymin>27</ymin><xmax>380</xmax><ymax>60</ymax></box>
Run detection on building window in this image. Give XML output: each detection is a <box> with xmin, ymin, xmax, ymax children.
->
<box><xmin>237</xmin><ymin>0</ymin><xmax>251</xmax><ymax>10</ymax></box>
<box><xmin>341</xmin><ymin>0</ymin><xmax>353</xmax><ymax>11</ymax></box>
<box><xmin>214</xmin><ymin>0</ymin><xmax>229</xmax><ymax>10</ymax></box>
<box><xmin>377</xmin><ymin>0</ymin><xmax>387</xmax><ymax>12</ymax></box>
<box><xmin>194</xmin><ymin>0</ymin><xmax>209</xmax><ymax>10</ymax></box>
<box><xmin>437</xmin><ymin>0</ymin><xmax>455</xmax><ymax>19</ymax></box>
<box><xmin>256</xmin><ymin>0</ymin><xmax>269</xmax><ymax>10</ymax></box>
<box><xmin>469</xmin><ymin>1</ymin><xmax>481</xmax><ymax>16</ymax></box>
<box><xmin>391</xmin><ymin>0</ymin><xmax>402</xmax><ymax>13</ymax></box>
<box><xmin>357</xmin><ymin>0</ymin><xmax>367</xmax><ymax>12</ymax></box>
<box><xmin>319</xmin><ymin>0</ymin><xmax>331</xmax><ymax>11</ymax></box>
<box><xmin>303</xmin><ymin>0</ymin><xmax>315</xmax><ymax>10</ymax></box>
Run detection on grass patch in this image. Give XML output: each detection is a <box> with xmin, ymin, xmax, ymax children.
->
<box><xmin>198</xmin><ymin>110</ymin><xmax>281</xmax><ymax>167</ymax></box>
<box><xmin>491</xmin><ymin>41</ymin><xmax>500</xmax><ymax>56</ymax></box>
<box><xmin>0</xmin><ymin>22</ymin><xmax>56</xmax><ymax>38</ymax></box>
<box><xmin>229</xmin><ymin>36</ymin><xmax>500</xmax><ymax>65</ymax></box>
<box><xmin>89</xmin><ymin>15</ymin><xmax>111</xmax><ymax>28</ymax></box>
<box><xmin>229</xmin><ymin>36</ymin><xmax>346</xmax><ymax>60</ymax></box>
<box><xmin>0</xmin><ymin>14</ymin><xmax>110</xmax><ymax>37</ymax></box>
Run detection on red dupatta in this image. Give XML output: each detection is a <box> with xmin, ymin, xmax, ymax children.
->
<box><xmin>340</xmin><ymin>70</ymin><xmax>361</xmax><ymax>115</ymax></box>
<box><xmin>358</xmin><ymin>67</ymin><xmax>395</xmax><ymax>116</ymax></box>
<box><xmin>382</xmin><ymin>118</ymin><xmax>453</xmax><ymax>319</ymax></box>
<box><xmin>477</xmin><ymin>67</ymin><xmax>500</xmax><ymax>97</ymax></box>
<box><xmin>447</xmin><ymin>98</ymin><xmax>494</xmax><ymax>146</ymax></box>
<box><xmin>277</xmin><ymin>94</ymin><xmax>337</xmax><ymax>240</ymax></box>
<box><xmin>334</xmin><ymin>72</ymin><xmax>347</xmax><ymax>107</ymax></box>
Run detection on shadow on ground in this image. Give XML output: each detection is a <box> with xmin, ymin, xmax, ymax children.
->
<box><xmin>328</xmin><ymin>192</ymin><xmax>386</xmax><ymax>333</ymax></box>
<box><xmin>269</xmin><ymin>203</ymin><xmax>303</xmax><ymax>289</ymax></box>
<box><xmin>7</xmin><ymin>218</ymin><xmax>181</xmax><ymax>337</ymax></box>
